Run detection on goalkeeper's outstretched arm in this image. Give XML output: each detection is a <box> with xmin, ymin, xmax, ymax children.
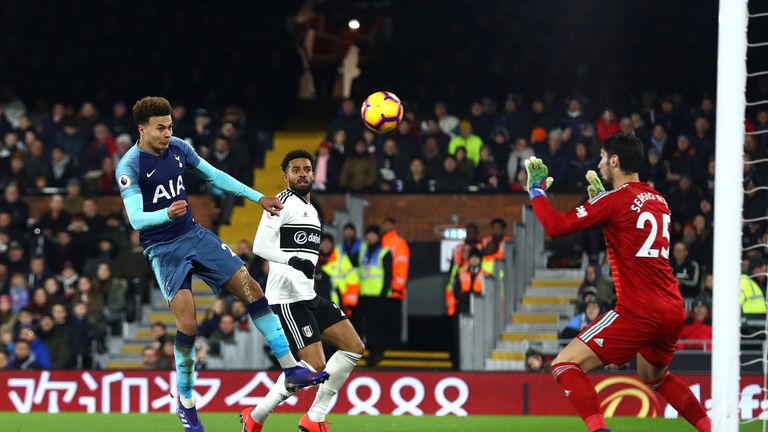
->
<box><xmin>530</xmin><ymin>197</ymin><xmax>607</xmax><ymax>237</ymax></box>
<box><xmin>525</xmin><ymin>156</ymin><xmax>611</xmax><ymax>237</ymax></box>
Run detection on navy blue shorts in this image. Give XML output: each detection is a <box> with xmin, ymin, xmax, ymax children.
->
<box><xmin>143</xmin><ymin>224</ymin><xmax>244</xmax><ymax>302</ymax></box>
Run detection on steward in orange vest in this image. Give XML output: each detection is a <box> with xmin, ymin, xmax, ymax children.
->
<box><xmin>446</xmin><ymin>248</ymin><xmax>490</xmax><ymax>316</ymax></box>
<box><xmin>481</xmin><ymin>218</ymin><xmax>511</xmax><ymax>261</ymax></box>
<box><xmin>450</xmin><ymin>223</ymin><xmax>482</xmax><ymax>269</ymax></box>
<box><xmin>382</xmin><ymin>218</ymin><xmax>410</xmax><ymax>300</ymax></box>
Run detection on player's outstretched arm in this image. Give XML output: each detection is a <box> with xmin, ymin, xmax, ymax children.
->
<box><xmin>523</xmin><ymin>157</ymin><xmax>610</xmax><ymax>237</ymax></box>
<box><xmin>257</xmin><ymin>195</ymin><xmax>284</xmax><ymax>217</ymax></box>
<box><xmin>586</xmin><ymin>170</ymin><xmax>606</xmax><ymax>199</ymax></box>
<box><xmin>530</xmin><ymin>188</ymin><xmax>612</xmax><ymax>237</ymax></box>
<box><xmin>190</xmin><ymin>157</ymin><xmax>282</xmax><ymax>216</ymax></box>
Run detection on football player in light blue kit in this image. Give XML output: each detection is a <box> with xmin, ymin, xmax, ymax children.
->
<box><xmin>116</xmin><ymin>97</ymin><xmax>329</xmax><ymax>432</ymax></box>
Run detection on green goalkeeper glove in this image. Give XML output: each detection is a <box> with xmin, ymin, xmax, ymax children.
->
<box><xmin>585</xmin><ymin>170</ymin><xmax>606</xmax><ymax>199</ymax></box>
<box><xmin>524</xmin><ymin>156</ymin><xmax>554</xmax><ymax>199</ymax></box>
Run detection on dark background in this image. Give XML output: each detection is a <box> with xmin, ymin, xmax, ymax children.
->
<box><xmin>3</xmin><ymin>0</ymin><xmax>755</xmax><ymax>124</ymax></box>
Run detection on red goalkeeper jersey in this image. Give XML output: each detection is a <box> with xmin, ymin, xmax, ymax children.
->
<box><xmin>531</xmin><ymin>182</ymin><xmax>684</xmax><ymax>328</ymax></box>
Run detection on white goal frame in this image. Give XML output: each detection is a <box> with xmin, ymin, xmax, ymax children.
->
<box><xmin>712</xmin><ymin>0</ymin><xmax>748</xmax><ymax>430</ymax></box>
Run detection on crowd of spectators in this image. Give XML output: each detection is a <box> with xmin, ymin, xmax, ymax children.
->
<box><xmin>0</xmin><ymin>187</ymin><xmax>150</xmax><ymax>370</ymax></box>
<box><xmin>0</xmin><ymin>0</ymin><xmax>757</xmax><ymax>374</ymax></box>
<box><xmin>324</xmin><ymin>92</ymin><xmax>767</xmax><ymax>317</ymax></box>
<box><xmin>319</xmin><ymin>93</ymin><xmax>762</xmax><ymax>199</ymax></box>
<box><xmin>0</xmin><ymin>91</ymin><xmax>407</xmax><ymax>371</ymax></box>
<box><xmin>1</xmin><ymin>83</ymin><xmax>767</xmax><ymax>369</ymax></box>
<box><xmin>0</xmin><ymin>100</ymin><xmax>264</xmax><ymax>198</ymax></box>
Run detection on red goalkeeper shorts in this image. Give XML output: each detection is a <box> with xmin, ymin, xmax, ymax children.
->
<box><xmin>577</xmin><ymin>309</ymin><xmax>684</xmax><ymax>367</ymax></box>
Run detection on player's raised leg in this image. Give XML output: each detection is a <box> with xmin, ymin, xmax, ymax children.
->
<box><xmin>550</xmin><ymin>338</ymin><xmax>610</xmax><ymax>432</ymax></box>
<box><xmin>222</xmin><ymin>266</ymin><xmax>329</xmax><ymax>390</ymax></box>
<box><xmin>300</xmin><ymin>319</ymin><xmax>364</xmax><ymax>432</ymax></box>
<box><xmin>637</xmin><ymin>353</ymin><xmax>710</xmax><ymax>432</ymax></box>
<box><xmin>168</xmin><ymin>280</ymin><xmax>205</xmax><ymax>432</ymax></box>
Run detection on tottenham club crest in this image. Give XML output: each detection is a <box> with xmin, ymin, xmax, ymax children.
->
<box><xmin>302</xmin><ymin>325</ymin><xmax>313</xmax><ymax>338</ymax></box>
<box><xmin>118</xmin><ymin>175</ymin><xmax>131</xmax><ymax>189</ymax></box>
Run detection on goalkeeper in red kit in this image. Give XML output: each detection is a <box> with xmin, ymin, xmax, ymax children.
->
<box><xmin>525</xmin><ymin>133</ymin><xmax>710</xmax><ymax>432</ymax></box>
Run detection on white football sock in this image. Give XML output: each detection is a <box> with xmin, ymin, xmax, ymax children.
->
<box><xmin>276</xmin><ymin>352</ymin><xmax>298</xmax><ymax>369</ymax></box>
<box><xmin>250</xmin><ymin>372</ymin><xmax>295</xmax><ymax>423</ymax></box>
<box><xmin>307</xmin><ymin>350</ymin><xmax>362</xmax><ymax>422</ymax></box>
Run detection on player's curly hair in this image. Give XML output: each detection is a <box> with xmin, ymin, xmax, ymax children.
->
<box><xmin>132</xmin><ymin>96</ymin><xmax>172</xmax><ymax>125</ymax></box>
<box><xmin>281</xmin><ymin>149</ymin><xmax>315</xmax><ymax>172</ymax></box>
<box><xmin>602</xmin><ymin>132</ymin><xmax>644</xmax><ymax>174</ymax></box>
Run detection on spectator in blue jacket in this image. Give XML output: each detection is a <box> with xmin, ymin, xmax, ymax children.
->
<box><xmin>19</xmin><ymin>324</ymin><xmax>51</xmax><ymax>369</ymax></box>
<box><xmin>560</xmin><ymin>300</ymin><xmax>602</xmax><ymax>340</ymax></box>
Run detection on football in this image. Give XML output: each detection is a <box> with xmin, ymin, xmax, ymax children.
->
<box><xmin>360</xmin><ymin>91</ymin><xmax>404</xmax><ymax>133</ymax></box>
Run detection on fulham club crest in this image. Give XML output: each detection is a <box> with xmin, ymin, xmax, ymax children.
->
<box><xmin>302</xmin><ymin>325</ymin><xmax>313</xmax><ymax>338</ymax></box>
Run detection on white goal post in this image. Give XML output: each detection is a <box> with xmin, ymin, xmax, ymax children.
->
<box><xmin>712</xmin><ymin>0</ymin><xmax>748</xmax><ymax>430</ymax></box>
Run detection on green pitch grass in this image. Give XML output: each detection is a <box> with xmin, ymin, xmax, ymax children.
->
<box><xmin>0</xmin><ymin>413</ymin><xmax>762</xmax><ymax>431</ymax></box>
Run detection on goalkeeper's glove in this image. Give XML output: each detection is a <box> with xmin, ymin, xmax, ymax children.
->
<box><xmin>585</xmin><ymin>170</ymin><xmax>606</xmax><ymax>199</ymax></box>
<box><xmin>288</xmin><ymin>256</ymin><xmax>315</xmax><ymax>279</ymax></box>
<box><xmin>524</xmin><ymin>156</ymin><xmax>554</xmax><ymax>199</ymax></box>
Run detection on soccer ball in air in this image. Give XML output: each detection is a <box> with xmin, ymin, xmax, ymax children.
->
<box><xmin>361</xmin><ymin>91</ymin><xmax>404</xmax><ymax>133</ymax></box>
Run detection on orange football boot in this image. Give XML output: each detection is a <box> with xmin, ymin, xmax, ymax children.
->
<box><xmin>297</xmin><ymin>413</ymin><xmax>332</xmax><ymax>432</ymax></box>
<box><xmin>240</xmin><ymin>406</ymin><xmax>263</xmax><ymax>432</ymax></box>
